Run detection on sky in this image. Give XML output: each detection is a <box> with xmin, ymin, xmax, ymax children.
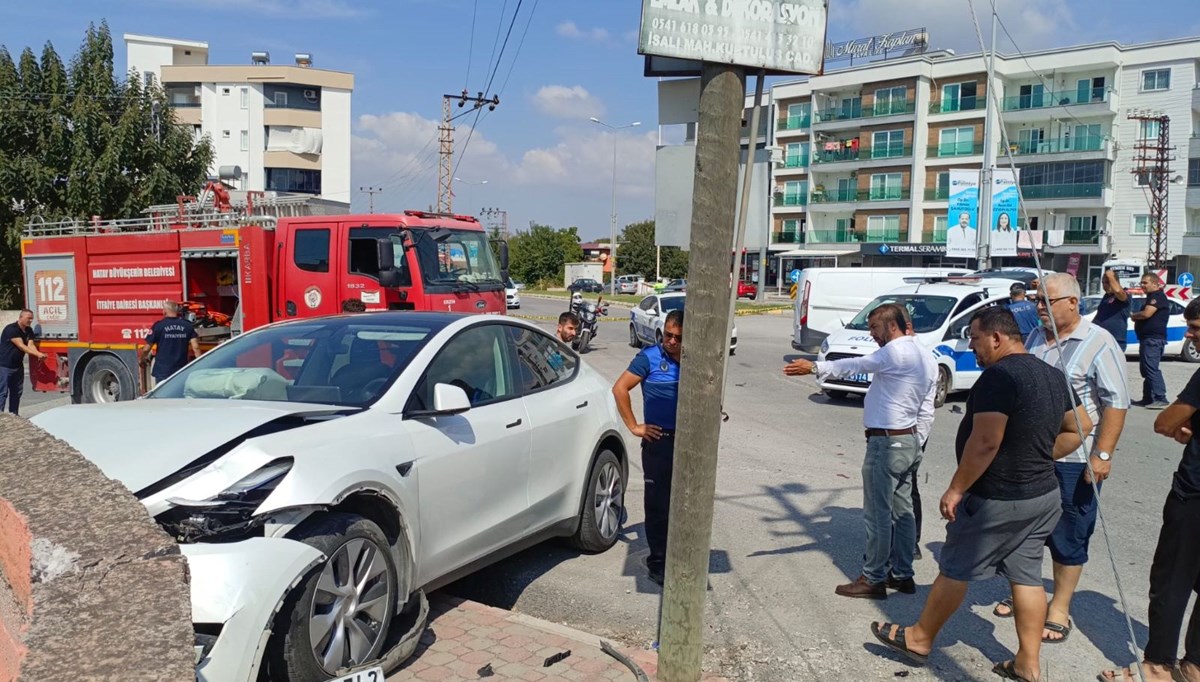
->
<box><xmin>1</xmin><ymin>0</ymin><xmax>1197</xmax><ymax>241</ymax></box>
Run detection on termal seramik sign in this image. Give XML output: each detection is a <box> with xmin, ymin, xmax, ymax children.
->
<box><xmin>639</xmin><ymin>0</ymin><xmax>830</xmax><ymax>75</ymax></box>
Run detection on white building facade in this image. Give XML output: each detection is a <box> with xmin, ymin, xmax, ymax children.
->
<box><xmin>762</xmin><ymin>36</ymin><xmax>1200</xmax><ymax>294</ymax></box>
<box><xmin>125</xmin><ymin>34</ymin><xmax>354</xmax><ymax>205</ymax></box>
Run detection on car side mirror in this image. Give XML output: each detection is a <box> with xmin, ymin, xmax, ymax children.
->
<box><xmin>432</xmin><ymin>383</ymin><xmax>471</xmax><ymax>414</ymax></box>
<box><xmin>379</xmin><ymin>269</ymin><xmax>402</xmax><ymax>288</ymax></box>
<box><xmin>376</xmin><ymin>237</ymin><xmax>396</xmax><ymax>270</ymax></box>
<box><xmin>646</xmin><ymin>309</ymin><xmax>658</xmax><ymax>317</ymax></box>
<box><xmin>960</xmin><ymin>326</ymin><xmax>971</xmax><ymax>341</ymax></box>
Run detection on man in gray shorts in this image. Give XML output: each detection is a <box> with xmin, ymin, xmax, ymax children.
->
<box><xmin>869</xmin><ymin>307</ymin><xmax>1091</xmax><ymax>682</ymax></box>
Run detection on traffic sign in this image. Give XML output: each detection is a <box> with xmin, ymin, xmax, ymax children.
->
<box><xmin>789</xmin><ymin>269</ymin><xmax>802</xmax><ymax>284</ymax></box>
<box><xmin>1179</xmin><ymin>272</ymin><xmax>1194</xmax><ymax>288</ymax></box>
<box><xmin>789</xmin><ymin>283</ymin><xmax>798</xmax><ymax>300</ymax></box>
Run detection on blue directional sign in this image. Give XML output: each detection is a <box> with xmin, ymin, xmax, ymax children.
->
<box><xmin>789</xmin><ymin>269</ymin><xmax>802</xmax><ymax>284</ymax></box>
<box><xmin>1180</xmin><ymin>272</ymin><xmax>1194</xmax><ymax>288</ymax></box>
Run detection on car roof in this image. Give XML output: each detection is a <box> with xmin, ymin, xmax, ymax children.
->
<box><xmin>881</xmin><ymin>282</ymin><xmax>1012</xmax><ymax>298</ymax></box>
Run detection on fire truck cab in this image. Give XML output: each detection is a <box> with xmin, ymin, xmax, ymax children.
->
<box><xmin>21</xmin><ymin>209</ymin><xmax>508</xmax><ymax>403</ymax></box>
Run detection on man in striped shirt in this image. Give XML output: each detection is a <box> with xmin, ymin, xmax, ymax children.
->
<box><xmin>993</xmin><ymin>272</ymin><xmax>1130</xmax><ymax>644</ymax></box>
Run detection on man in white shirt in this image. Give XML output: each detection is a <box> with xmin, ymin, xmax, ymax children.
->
<box><xmin>786</xmin><ymin>303</ymin><xmax>938</xmax><ymax>599</ymax></box>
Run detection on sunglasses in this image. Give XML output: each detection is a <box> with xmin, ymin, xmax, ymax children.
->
<box><xmin>1028</xmin><ymin>295</ymin><xmax>1073</xmax><ymax>307</ymax></box>
<box><xmin>662</xmin><ymin>331</ymin><xmax>683</xmax><ymax>342</ymax></box>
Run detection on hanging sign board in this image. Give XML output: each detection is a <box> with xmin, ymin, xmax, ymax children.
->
<box><xmin>638</xmin><ymin>0</ymin><xmax>830</xmax><ymax>75</ymax></box>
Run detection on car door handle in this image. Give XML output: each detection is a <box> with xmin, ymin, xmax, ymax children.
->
<box><xmin>576</xmin><ymin>401</ymin><xmax>588</xmax><ymax>409</ymax></box>
<box><xmin>396</xmin><ymin>462</ymin><xmax>413</xmax><ymax>477</ymax></box>
<box><xmin>506</xmin><ymin>418</ymin><xmax>523</xmax><ymax>429</ymax></box>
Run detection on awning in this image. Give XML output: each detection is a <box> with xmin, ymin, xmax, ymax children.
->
<box><xmin>774</xmin><ymin>248</ymin><xmax>858</xmax><ymax>258</ymax></box>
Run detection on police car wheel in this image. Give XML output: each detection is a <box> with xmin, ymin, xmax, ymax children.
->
<box><xmin>1183</xmin><ymin>339</ymin><xmax>1200</xmax><ymax>364</ymax></box>
<box><xmin>629</xmin><ymin>324</ymin><xmax>641</xmax><ymax>348</ymax></box>
<box><xmin>934</xmin><ymin>367</ymin><xmax>950</xmax><ymax>408</ymax></box>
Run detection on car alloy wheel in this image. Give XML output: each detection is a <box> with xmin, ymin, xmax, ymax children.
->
<box><xmin>571</xmin><ymin>450</ymin><xmax>624</xmax><ymax>553</ymax></box>
<box><xmin>309</xmin><ymin>537</ymin><xmax>393</xmax><ymax>672</ymax></box>
<box><xmin>593</xmin><ymin>459</ymin><xmax>623</xmax><ymax>540</ymax></box>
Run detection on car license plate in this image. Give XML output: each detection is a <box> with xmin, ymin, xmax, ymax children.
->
<box><xmin>331</xmin><ymin>667</ymin><xmax>384</xmax><ymax>682</ymax></box>
<box><xmin>849</xmin><ymin>373</ymin><xmax>872</xmax><ymax>385</ymax></box>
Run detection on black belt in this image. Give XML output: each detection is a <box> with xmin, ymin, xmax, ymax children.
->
<box><xmin>865</xmin><ymin>426</ymin><xmax>916</xmax><ymax>439</ymax></box>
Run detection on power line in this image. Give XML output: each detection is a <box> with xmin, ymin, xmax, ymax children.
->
<box><xmin>464</xmin><ymin>0</ymin><xmax>479</xmax><ymax>90</ymax></box>
<box><xmin>498</xmin><ymin>0</ymin><xmax>541</xmax><ymax>96</ymax></box>
<box><xmin>484</xmin><ymin>0</ymin><xmax>510</xmax><ymax>85</ymax></box>
<box><xmin>991</xmin><ymin>9</ymin><xmax>1091</xmax><ymax>131</ymax></box>
<box><xmin>454</xmin><ymin>0</ymin><xmax>526</xmax><ymax>184</ymax></box>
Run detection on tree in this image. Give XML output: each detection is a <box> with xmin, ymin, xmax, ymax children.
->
<box><xmin>0</xmin><ymin>21</ymin><xmax>214</xmax><ymax>307</ymax></box>
<box><xmin>617</xmin><ymin>219</ymin><xmax>689</xmax><ymax>281</ymax></box>
<box><xmin>507</xmin><ymin>224</ymin><xmax>584</xmax><ymax>287</ymax></box>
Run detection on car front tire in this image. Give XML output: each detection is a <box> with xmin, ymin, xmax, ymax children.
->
<box><xmin>571</xmin><ymin>449</ymin><xmax>624</xmax><ymax>553</ymax></box>
<box><xmin>1184</xmin><ymin>339</ymin><xmax>1200</xmax><ymax>363</ymax></box>
<box><xmin>268</xmin><ymin>513</ymin><xmax>399</xmax><ymax>682</ymax></box>
<box><xmin>934</xmin><ymin>366</ymin><xmax>950</xmax><ymax>408</ymax></box>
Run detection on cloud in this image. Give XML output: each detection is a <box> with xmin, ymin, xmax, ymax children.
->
<box><xmin>829</xmin><ymin>0</ymin><xmax>1077</xmax><ymax>53</ymax></box>
<box><xmin>555</xmin><ymin>21</ymin><xmax>611</xmax><ymax>42</ymax></box>
<box><xmin>511</xmin><ymin>127</ymin><xmax>657</xmax><ymax>201</ymax></box>
<box><xmin>531</xmin><ymin>85</ymin><xmax>606</xmax><ymax>120</ymax></box>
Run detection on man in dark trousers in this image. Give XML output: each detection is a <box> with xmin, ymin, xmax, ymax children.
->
<box><xmin>1101</xmin><ymin>297</ymin><xmax>1200</xmax><ymax>682</ymax></box>
<box><xmin>613</xmin><ymin>309</ymin><xmax>683</xmax><ymax>586</ymax></box>
<box><xmin>1133</xmin><ymin>272</ymin><xmax>1172</xmax><ymax>409</ymax></box>
<box><xmin>868</xmin><ymin>307</ymin><xmax>1090</xmax><ymax>682</ymax></box>
<box><xmin>140</xmin><ymin>300</ymin><xmax>200</xmax><ymax>388</ymax></box>
<box><xmin>0</xmin><ymin>309</ymin><xmax>47</xmax><ymax>415</ymax></box>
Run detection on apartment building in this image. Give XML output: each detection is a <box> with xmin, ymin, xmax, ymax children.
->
<box><xmin>125</xmin><ymin>34</ymin><xmax>353</xmax><ymax>205</ymax></box>
<box><xmin>764</xmin><ymin>35</ymin><xmax>1200</xmax><ymax>293</ymax></box>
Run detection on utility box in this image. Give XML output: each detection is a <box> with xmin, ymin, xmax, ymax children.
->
<box><xmin>564</xmin><ymin>262</ymin><xmax>604</xmax><ymax>287</ymax></box>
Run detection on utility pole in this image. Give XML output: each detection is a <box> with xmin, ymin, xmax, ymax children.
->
<box><xmin>481</xmin><ymin>207</ymin><xmax>508</xmax><ymax>240</ymax></box>
<box><xmin>590</xmin><ymin>117</ymin><xmax>642</xmax><ymax>295</ymax></box>
<box><xmin>359</xmin><ymin>186</ymin><xmax>382</xmax><ymax>213</ymax></box>
<box><xmin>439</xmin><ymin>91</ymin><xmax>500</xmax><ymax>213</ymax></box>
<box><xmin>658</xmin><ymin>62</ymin><xmax>745</xmax><ymax>682</ymax></box>
<box><xmin>1129</xmin><ymin>110</ymin><xmax>1175</xmax><ymax>269</ymax></box>
<box><xmin>977</xmin><ymin>7</ymin><xmax>999</xmax><ymax>269</ymax></box>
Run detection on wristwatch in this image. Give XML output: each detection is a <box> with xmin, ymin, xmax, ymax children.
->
<box><xmin>810</xmin><ymin>361</ymin><xmax>820</xmax><ymax>375</ymax></box>
<box><xmin>1096</xmin><ymin>450</ymin><xmax>1112</xmax><ymax>462</ymax></box>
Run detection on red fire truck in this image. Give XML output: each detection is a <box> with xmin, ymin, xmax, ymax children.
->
<box><xmin>20</xmin><ymin>206</ymin><xmax>508</xmax><ymax>403</ymax></box>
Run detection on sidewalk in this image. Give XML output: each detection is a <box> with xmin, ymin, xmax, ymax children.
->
<box><xmin>388</xmin><ymin>594</ymin><xmax>729</xmax><ymax>682</ymax></box>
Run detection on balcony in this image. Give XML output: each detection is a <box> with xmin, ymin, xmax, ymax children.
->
<box><xmin>773</xmin><ymin>194</ymin><xmax>808</xmax><ymax>208</ymax></box>
<box><xmin>862</xmin><ymin>227</ymin><xmax>903</xmax><ymax>243</ymax></box>
<box><xmin>772</xmin><ymin>230</ymin><xmax>803</xmax><ymax>244</ymax></box>
<box><xmin>812</xmin><ymin>101</ymin><xmax>916</xmax><ymax>131</ymax></box>
<box><xmin>924</xmin><ymin>188</ymin><xmax>949</xmax><ymax>201</ymax></box>
<box><xmin>861</xmin><ymin>188</ymin><xmax>911</xmax><ymax>202</ymax></box>
<box><xmin>777</xmin><ymin>115</ymin><xmax>811</xmax><ymax>133</ymax></box>
<box><xmin>1063</xmin><ymin>229</ymin><xmax>1102</xmax><ymax>245</ymax></box>
<box><xmin>782</xmin><ymin>154</ymin><xmax>810</xmax><ymax>169</ymax></box>
<box><xmin>1182</xmin><ymin>230</ymin><xmax>1200</xmax><ymax>256</ymax></box>
<box><xmin>1001</xmin><ymin>135</ymin><xmax>1111</xmax><ymax>162</ymax></box>
<box><xmin>1022</xmin><ymin>183</ymin><xmax>1106</xmax><ymax>200</ymax></box>
<box><xmin>811</xmin><ymin>145</ymin><xmax>913</xmax><ymax>171</ymax></box>
<box><xmin>808</xmin><ymin>188</ymin><xmax>858</xmax><ymax>204</ymax></box>
<box><xmin>807</xmin><ymin>229</ymin><xmax>861</xmax><ymax>244</ymax></box>
<box><xmin>1045</xmin><ymin>230</ymin><xmax>1110</xmax><ymax>253</ymax></box>
<box><xmin>928</xmin><ymin>98</ymin><xmax>987</xmax><ymax>115</ymax></box>
<box><xmin>929</xmin><ymin>226</ymin><xmax>948</xmax><ymax>243</ymax></box>
<box><xmin>1000</xmin><ymin>88</ymin><xmax>1115</xmax><ymax>122</ymax></box>
<box><xmin>926</xmin><ymin>142</ymin><xmax>985</xmax><ymax>160</ymax></box>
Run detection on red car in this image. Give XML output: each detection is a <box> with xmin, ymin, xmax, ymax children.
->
<box><xmin>737</xmin><ymin>280</ymin><xmax>758</xmax><ymax>299</ymax></box>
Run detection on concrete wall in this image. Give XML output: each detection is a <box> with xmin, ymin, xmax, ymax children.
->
<box><xmin>0</xmin><ymin>414</ymin><xmax>194</xmax><ymax>681</ymax></box>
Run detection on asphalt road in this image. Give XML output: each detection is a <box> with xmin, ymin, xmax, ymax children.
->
<box><xmin>444</xmin><ymin>295</ymin><xmax>1197</xmax><ymax>681</ymax></box>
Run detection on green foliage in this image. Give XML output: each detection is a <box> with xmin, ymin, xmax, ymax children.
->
<box><xmin>0</xmin><ymin>21</ymin><xmax>214</xmax><ymax>307</ymax></box>
<box><xmin>507</xmin><ymin>223</ymin><xmax>584</xmax><ymax>286</ymax></box>
<box><xmin>616</xmin><ymin>219</ymin><xmax>689</xmax><ymax>281</ymax></box>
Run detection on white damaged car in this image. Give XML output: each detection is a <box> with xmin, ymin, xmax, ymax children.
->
<box><xmin>32</xmin><ymin>312</ymin><xmax>628</xmax><ymax>681</ymax></box>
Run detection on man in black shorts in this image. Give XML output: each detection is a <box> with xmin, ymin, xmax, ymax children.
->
<box><xmin>869</xmin><ymin>307</ymin><xmax>1090</xmax><ymax>682</ymax></box>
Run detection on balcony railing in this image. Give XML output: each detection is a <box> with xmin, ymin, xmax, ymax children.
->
<box><xmin>777</xmin><ymin>115</ymin><xmax>811</xmax><ymax>131</ymax></box>
<box><xmin>1002</xmin><ymin>135</ymin><xmax>1106</xmax><ymax>156</ymax></box>
<box><xmin>772</xmin><ymin>230</ymin><xmax>803</xmax><ymax>244</ymax></box>
<box><xmin>929</xmin><ymin>98</ymin><xmax>987</xmax><ymax>114</ymax></box>
<box><xmin>1063</xmin><ymin>229</ymin><xmax>1102</xmax><ymax>245</ymax></box>
<box><xmin>814</xmin><ymin>101</ymin><xmax>916</xmax><ymax>123</ymax></box>
<box><xmin>774</xmin><ymin>194</ymin><xmax>808</xmax><ymax>207</ymax></box>
<box><xmin>929</xmin><ymin>227</ymin><xmax>948</xmax><ymax>243</ymax></box>
<box><xmin>863</xmin><ymin>227</ymin><xmax>903</xmax><ymax>242</ymax></box>
<box><xmin>929</xmin><ymin>142</ymin><xmax>985</xmax><ymax>157</ymax></box>
<box><xmin>860</xmin><ymin>188</ymin><xmax>911</xmax><ymax>202</ymax></box>
<box><xmin>1001</xmin><ymin>89</ymin><xmax>1109</xmax><ymax>112</ymax></box>
<box><xmin>1021</xmin><ymin>183</ymin><xmax>1107</xmax><ymax>200</ymax></box>
<box><xmin>808</xmin><ymin>188</ymin><xmax>858</xmax><ymax>203</ymax></box>
<box><xmin>783</xmin><ymin>154</ymin><xmax>810</xmax><ymax>169</ymax></box>
<box><xmin>924</xmin><ymin>188</ymin><xmax>950</xmax><ymax>201</ymax></box>
<box><xmin>807</xmin><ymin>229</ymin><xmax>861</xmax><ymax>243</ymax></box>
<box><xmin>168</xmin><ymin>99</ymin><xmax>201</xmax><ymax>108</ymax></box>
<box><xmin>812</xmin><ymin>145</ymin><xmax>913</xmax><ymax>164</ymax></box>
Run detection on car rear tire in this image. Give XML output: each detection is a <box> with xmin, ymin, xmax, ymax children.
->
<box><xmin>1183</xmin><ymin>339</ymin><xmax>1200</xmax><ymax>363</ymax></box>
<box><xmin>629</xmin><ymin>324</ymin><xmax>642</xmax><ymax>348</ymax></box>
<box><xmin>934</xmin><ymin>366</ymin><xmax>950</xmax><ymax>408</ymax></box>
<box><xmin>571</xmin><ymin>449</ymin><xmax>624</xmax><ymax>553</ymax></box>
<box><xmin>269</xmin><ymin>513</ymin><xmax>399</xmax><ymax>682</ymax></box>
<box><xmin>824</xmin><ymin>390</ymin><xmax>848</xmax><ymax>400</ymax></box>
<box><xmin>80</xmin><ymin>354</ymin><xmax>136</xmax><ymax>404</ymax></box>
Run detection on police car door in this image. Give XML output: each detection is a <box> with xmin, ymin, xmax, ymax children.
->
<box><xmin>936</xmin><ymin>298</ymin><xmax>1001</xmax><ymax>392</ymax></box>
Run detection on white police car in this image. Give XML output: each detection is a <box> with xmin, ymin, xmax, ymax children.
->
<box><xmin>629</xmin><ymin>292</ymin><xmax>737</xmax><ymax>354</ymax></box>
<box><xmin>1081</xmin><ymin>293</ymin><xmax>1200</xmax><ymax>362</ymax></box>
<box><xmin>816</xmin><ymin>277</ymin><xmax>1024</xmax><ymax>406</ymax></box>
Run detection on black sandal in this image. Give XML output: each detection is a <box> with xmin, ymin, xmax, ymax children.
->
<box><xmin>993</xmin><ymin>660</ymin><xmax>1039</xmax><ymax>681</ymax></box>
<box><xmin>992</xmin><ymin>597</ymin><xmax>1014</xmax><ymax>618</ymax></box>
<box><xmin>1042</xmin><ymin>619</ymin><xmax>1072</xmax><ymax>644</ymax></box>
<box><xmin>870</xmin><ymin>622</ymin><xmax>929</xmax><ymax>665</ymax></box>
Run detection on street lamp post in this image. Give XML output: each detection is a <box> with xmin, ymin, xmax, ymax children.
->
<box><xmin>590</xmin><ymin>117</ymin><xmax>641</xmax><ymax>296</ymax></box>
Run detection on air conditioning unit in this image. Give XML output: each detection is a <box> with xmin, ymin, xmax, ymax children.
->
<box><xmin>303</xmin><ymin>89</ymin><xmax>318</xmax><ymax>102</ymax></box>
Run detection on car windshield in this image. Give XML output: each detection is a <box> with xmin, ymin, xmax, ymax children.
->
<box><xmin>409</xmin><ymin>228</ymin><xmax>502</xmax><ymax>286</ymax></box>
<box><xmin>147</xmin><ymin>318</ymin><xmax>439</xmax><ymax>406</ymax></box>
<box><xmin>846</xmin><ymin>295</ymin><xmax>959</xmax><ymax>334</ymax></box>
<box><xmin>1081</xmin><ymin>296</ymin><xmax>1102</xmax><ymax>316</ymax></box>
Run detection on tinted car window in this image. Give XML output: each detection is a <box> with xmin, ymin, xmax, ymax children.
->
<box><xmin>506</xmin><ymin>326</ymin><xmax>577</xmax><ymax>393</ymax></box>
<box><xmin>409</xmin><ymin>325</ymin><xmax>516</xmax><ymax>410</ymax></box>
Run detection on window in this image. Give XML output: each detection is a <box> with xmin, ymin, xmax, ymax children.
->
<box><xmin>221</xmin><ymin>87</ymin><xmax>231</xmax><ymax>96</ymax></box>
<box><xmin>239</xmin><ymin>130</ymin><xmax>249</xmax><ymax>151</ymax></box>
<box><xmin>839</xmin><ymin>96</ymin><xmax>862</xmax><ymax>119</ymax></box>
<box><xmin>240</xmin><ymin>87</ymin><xmax>249</xmax><ymax>109</ymax></box>
<box><xmin>1139</xmin><ymin>119</ymin><xmax>1161</xmax><ymax>140</ymax></box>
<box><xmin>1017</xmin><ymin>127</ymin><xmax>1044</xmax><ymax>154</ymax></box>
<box><xmin>1020</xmin><ymin>160</ymin><xmax>1106</xmax><ymax>186</ymax></box>
<box><xmin>1132</xmin><ymin>214</ymin><xmax>1152</xmax><ymax>235</ymax></box>
<box><xmin>221</xmin><ymin>130</ymin><xmax>231</xmax><ymax>139</ymax></box>
<box><xmin>506</xmin><ymin>326</ymin><xmax>576</xmax><ymax>393</ymax></box>
<box><xmin>941</xmin><ymin>82</ymin><xmax>977</xmax><ymax>112</ymax></box>
<box><xmin>267</xmin><ymin>168</ymin><xmax>322</xmax><ymax>194</ymax></box>
<box><xmin>348</xmin><ymin>227</ymin><xmax>412</xmax><ymax>286</ymax></box>
<box><xmin>409</xmin><ymin>325</ymin><xmax>516</xmax><ymax>410</ymax></box>
<box><xmin>1076</xmin><ymin>77</ymin><xmax>1105</xmax><ymax>103</ymax></box>
<box><xmin>274</xmin><ymin>91</ymin><xmax>288</xmax><ymax>107</ymax></box>
<box><xmin>1189</xmin><ymin>159</ymin><xmax>1200</xmax><ymax>187</ymax></box>
<box><xmin>869</xmin><ymin>173</ymin><xmax>903</xmax><ymax>200</ymax></box>
<box><xmin>787</xmin><ymin>102</ymin><xmax>810</xmax><ymax>118</ymax></box>
<box><xmin>938</xmin><ymin>127</ymin><xmax>975</xmax><ymax>156</ymax></box>
<box><xmin>866</xmin><ymin>215</ymin><xmax>901</xmax><ymax>240</ymax></box>
<box><xmin>937</xmin><ymin>171</ymin><xmax>949</xmax><ymax>196</ymax></box>
<box><xmin>1017</xmin><ymin>83</ymin><xmax>1046</xmax><ymax>109</ymax></box>
<box><xmin>784</xmin><ymin>180</ymin><xmax>804</xmax><ymax>198</ymax></box>
<box><xmin>143</xmin><ymin>71</ymin><xmax>154</xmax><ymax>86</ymax></box>
<box><xmin>871</xmin><ymin>129</ymin><xmax>905</xmax><ymax>158</ymax></box>
<box><xmin>294</xmin><ymin>229</ymin><xmax>330</xmax><ymax>273</ymax></box>
<box><xmin>1068</xmin><ymin>216</ymin><xmax>1098</xmax><ymax>232</ymax></box>
<box><xmin>1142</xmin><ymin>69</ymin><xmax>1171</xmax><ymax>92</ymax></box>
<box><xmin>932</xmin><ymin>216</ymin><xmax>949</xmax><ymax>241</ymax></box>
<box><xmin>873</xmin><ymin>86</ymin><xmax>908</xmax><ymax>115</ymax></box>
<box><xmin>640</xmin><ymin>296</ymin><xmax>657</xmax><ymax>311</ymax></box>
<box><xmin>781</xmin><ymin>219</ymin><xmax>801</xmax><ymax>239</ymax></box>
<box><xmin>1134</xmin><ymin>171</ymin><xmax>1151</xmax><ymax>188</ymax></box>
<box><xmin>1067</xmin><ymin>124</ymin><xmax>1103</xmax><ymax>151</ymax></box>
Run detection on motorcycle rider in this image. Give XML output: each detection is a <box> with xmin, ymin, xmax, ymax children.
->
<box><xmin>557</xmin><ymin>311</ymin><xmax>580</xmax><ymax>345</ymax></box>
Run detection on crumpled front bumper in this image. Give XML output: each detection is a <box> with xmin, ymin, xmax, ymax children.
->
<box><xmin>184</xmin><ymin>537</ymin><xmax>325</xmax><ymax>682</ymax></box>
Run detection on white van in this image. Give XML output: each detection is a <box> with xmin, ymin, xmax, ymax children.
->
<box><xmin>816</xmin><ymin>276</ymin><xmax>1023</xmax><ymax>406</ymax></box>
<box><xmin>792</xmin><ymin>267</ymin><xmax>971</xmax><ymax>352</ymax></box>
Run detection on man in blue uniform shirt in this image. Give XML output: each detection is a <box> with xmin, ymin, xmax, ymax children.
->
<box><xmin>613</xmin><ymin>309</ymin><xmax>683</xmax><ymax>586</ymax></box>
<box><xmin>1007</xmin><ymin>283</ymin><xmax>1040</xmax><ymax>343</ymax></box>
<box><xmin>140</xmin><ymin>300</ymin><xmax>200</xmax><ymax>388</ymax></box>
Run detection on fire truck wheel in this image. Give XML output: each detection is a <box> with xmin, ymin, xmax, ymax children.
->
<box><xmin>80</xmin><ymin>355</ymin><xmax>136</xmax><ymax>404</ymax></box>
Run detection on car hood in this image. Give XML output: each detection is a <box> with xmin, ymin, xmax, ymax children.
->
<box><xmin>31</xmin><ymin>399</ymin><xmax>351</xmax><ymax>494</ymax></box>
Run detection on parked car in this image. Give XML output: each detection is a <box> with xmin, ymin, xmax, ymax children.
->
<box><xmin>615</xmin><ymin>275</ymin><xmax>644</xmax><ymax>295</ymax></box>
<box><xmin>1081</xmin><ymin>293</ymin><xmax>1200</xmax><ymax>362</ymax></box>
<box><xmin>31</xmin><ymin>312</ymin><xmax>628</xmax><ymax>682</ymax></box>
<box><xmin>663</xmin><ymin>279</ymin><xmax>687</xmax><ymax>293</ymax></box>
<box><xmin>629</xmin><ymin>292</ymin><xmax>737</xmax><ymax>354</ymax></box>
<box><xmin>568</xmin><ymin>278</ymin><xmax>604</xmax><ymax>294</ymax></box>
<box><xmin>737</xmin><ymin>280</ymin><xmax>758</xmax><ymax>299</ymax></box>
<box><xmin>505</xmin><ymin>277</ymin><xmax>521</xmax><ymax>309</ymax></box>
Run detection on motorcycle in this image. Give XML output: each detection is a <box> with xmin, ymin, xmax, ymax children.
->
<box><xmin>570</xmin><ymin>296</ymin><xmax>607</xmax><ymax>353</ymax></box>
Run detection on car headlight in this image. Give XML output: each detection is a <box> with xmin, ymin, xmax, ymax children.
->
<box><xmin>160</xmin><ymin>459</ymin><xmax>293</xmax><ymax>542</ymax></box>
<box><xmin>820</xmin><ymin>338</ymin><xmax>829</xmax><ymax>354</ymax></box>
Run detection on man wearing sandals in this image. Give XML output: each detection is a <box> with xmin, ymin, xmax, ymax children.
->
<box><xmin>1100</xmin><ymin>299</ymin><xmax>1200</xmax><ymax>682</ymax></box>
<box><xmin>869</xmin><ymin>307</ymin><xmax>1090</xmax><ymax>682</ymax></box>
<box><xmin>991</xmin><ymin>273</ymin><xmax>1130</xmax><ymax>644</ymax></box>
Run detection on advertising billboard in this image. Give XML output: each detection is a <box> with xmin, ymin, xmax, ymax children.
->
<box><xmin>945</xmin><ymin>169</ymin><xmax>979</xmax><ymax>259</ymax></box>
<box><xmin>990</xmin><ymin>168</ymin><xmax>1020</xmax><ymax>258</ymax></box>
